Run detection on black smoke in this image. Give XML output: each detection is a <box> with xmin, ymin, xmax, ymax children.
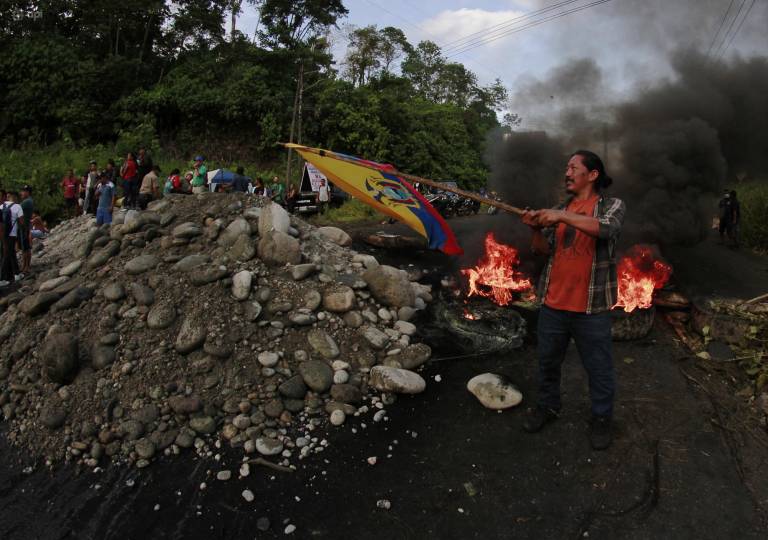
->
<box><xmin>486</xmin><ymin>50</ymin><xmax>768</xmax><ymax>246</ymax></box>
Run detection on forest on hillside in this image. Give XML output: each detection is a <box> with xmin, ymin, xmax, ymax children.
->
<box><xmin>0</xmin><ymin>0</ymin><xmax>512</xmax><ymax>196</ymax></box>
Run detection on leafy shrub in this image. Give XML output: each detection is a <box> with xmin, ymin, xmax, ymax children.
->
<box><xmin>737</xmin><ymin>182</ymin><xmax>768</xmax><ymax>250</ymax></box>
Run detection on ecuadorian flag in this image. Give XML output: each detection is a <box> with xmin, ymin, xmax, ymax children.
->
<box><xmin>286</xmin><ymin>144</ymin><xmax>463</xmax><ymax>256</ymax></box>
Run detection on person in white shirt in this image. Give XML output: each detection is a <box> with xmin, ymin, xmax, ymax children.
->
<box><xmin>317</xmin><ymin>179</ymin><xmax>330</xmax><ymax>214</ymax></box>
<box><xmin>0</xmin><ymin>191</ymin><xmax>23</xmax><ymax>283</ymax></box>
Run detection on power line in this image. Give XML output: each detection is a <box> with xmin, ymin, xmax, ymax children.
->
<box><xmin>441</xmin><ymin>0</ymin><xmax>585</xmax><ymax>53</ymax></box>
<box><xmin>718</xmin><ymin>0</ymin><xmax>756</xmax><ymax>58</ymax></box>
<box><xmin>711</xmin><ymin>0</ymin><xmax>748</xmax><ymax>58</ymax></box>
<box><xmin>706</xmin><ymin>0</ymin><xmax>736</xmax><ymax>57</ymax></box>
<box><xmin>446</xmin><ymin>0</ymin><xmax>614</xmax><ymax>58</ymax></box>
<box><xmin>445</xmin><ymin>0</ymin><xmax>615</xmax><ymax>59</ymax></box>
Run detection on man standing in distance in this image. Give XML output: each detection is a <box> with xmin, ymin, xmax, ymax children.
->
<box><xmin>120</xmin><ymin>152</ymin><xmax>138</xmax><ymax>210</ymax></box>
<box><xmin>95</xmin><ymin>172</ymin><xmax>116</xmax><ymax>227</ymax></box>
<box><xmin>83</xmin><ymin>160</ymin><xmax>99</xmax><ymax>214</ymax></box>
<box><xmin>520</xmin><ymin>150</ymin><xmax>625</xmax><ymax>450</ymax></box>
<box><xmin>61</xmin><ymin>169</ymin><xmax>80</xmax><ymax>218</ymax></box>
<box><xmin>317</xmin><ymin>178</ymin><xmax>330</xmax><ymax>214</ymax></box>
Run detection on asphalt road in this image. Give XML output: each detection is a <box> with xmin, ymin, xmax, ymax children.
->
<box><xmin>1</xmin><ymin>213</ymin><xmax>766</xmax><ymax>539</ymax></box>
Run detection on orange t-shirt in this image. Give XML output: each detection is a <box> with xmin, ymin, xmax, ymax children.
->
<box><xmin>544</xmin><ymin>195</ymin><xmax>599</xmax><ymax>312</ymax></box>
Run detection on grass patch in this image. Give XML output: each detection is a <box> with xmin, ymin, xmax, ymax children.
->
<box><xmin>737</xmin><ymin>181</ymin><xmax>768</xmax><ymax>250</ymax></box>
<box><xmin>312</xmin><ymin>198</ymin><xmax>381</xmax><ymax>225</ymax></box>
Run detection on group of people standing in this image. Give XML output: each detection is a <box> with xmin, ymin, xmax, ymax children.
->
<box><xmin>63</xmin><ymin>152</ymin><xmax>307</xmax><ymax>218</ymax></box>
<box><xmin>0</xmin><ymin>185</ymin><xmax>37</xmax><ymax>286</ymax></box>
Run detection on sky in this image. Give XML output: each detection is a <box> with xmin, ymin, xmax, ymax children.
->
<box><xmin>238</xmin><ymin>0</ymin><xmax>768</xmax><ymax>127</ymax></box>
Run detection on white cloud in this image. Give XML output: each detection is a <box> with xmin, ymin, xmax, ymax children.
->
<box><xmin>421</xmin><ymin>8</ymin><xmax>527</xmax><ymax>52</ymax></box>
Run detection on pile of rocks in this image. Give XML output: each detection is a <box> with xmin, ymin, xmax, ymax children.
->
<box><xmin>0</xmin><ymin>193</ymin><xmax>435</xmax><ymax>469</ymax></box>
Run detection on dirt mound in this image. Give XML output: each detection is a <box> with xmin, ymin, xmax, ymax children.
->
<box><xmin>0</xmin><ymin>193</ymin><xmax>435</xmax><ymax>469</ymax></box>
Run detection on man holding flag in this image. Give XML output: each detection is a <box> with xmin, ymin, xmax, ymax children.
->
<box><xmin>520</xmin><ymin>150</ymin><xmax>625</xmax><ymax>450</ymax></box>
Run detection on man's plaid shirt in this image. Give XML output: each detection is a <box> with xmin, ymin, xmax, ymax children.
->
<box><xmin>537</xmin><ymin>195</ymin><xmax>626</xmax><ymax>314</ymax></box>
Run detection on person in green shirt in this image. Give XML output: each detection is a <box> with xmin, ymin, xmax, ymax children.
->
<box><xmin>269</xmin><ymin>176</ymin><xmax>285</xmax><ymax>205</ymax></box>
<box><xmin>191</xmin><ymin>155</ymin><xmax>208</xmax><ymax>194</ymax></box>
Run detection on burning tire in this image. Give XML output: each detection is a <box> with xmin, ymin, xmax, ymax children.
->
<box><xmin>611</xmin><ymin>306</ymin><xmax>655</xmax><ymax>341</ymax></box>
<box><xmin>421</xmin><ymin>295</ymin><xmax>527</xmax><ymax>354</ymax></box>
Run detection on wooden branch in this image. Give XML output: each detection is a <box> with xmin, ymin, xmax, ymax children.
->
<box><xmin>246</xmin><ymin>457</ymin><xmax>294</xmax><ymax>473</ymax></box>
<box><xmin>743</xmin><ymin>292</ymin><xmax>768</xmax><ymax>305</ymax></box>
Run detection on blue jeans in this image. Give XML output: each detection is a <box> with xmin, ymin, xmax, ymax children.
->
<box><xmin>96</xmin><ymin>207</ymin><xmax>112</xmax><ymax>225</ymax></box>
<box><xmin>536</xmin><ymin>305</ymin><xmax>615</xmax><ymax>418</ymax></box>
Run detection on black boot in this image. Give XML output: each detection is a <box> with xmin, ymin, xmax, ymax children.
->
<box><xmin>522</xmin><ymin>406</ymin><xmax>559</xmax><ymax>433</ymax></box>
<box><xmin>589</xmin><ymin>416</ymin><xmax>612</xmax><ymax>450</ymax></box>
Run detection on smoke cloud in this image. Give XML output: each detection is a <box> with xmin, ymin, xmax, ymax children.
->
<box><xmin>487</xmin><ymin>49</ymin><xmax>768</xmax><ymax>246</ymax></box>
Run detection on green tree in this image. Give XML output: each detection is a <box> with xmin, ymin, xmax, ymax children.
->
<box><xmin>343</xmin><ymin>25</ymin><xmax>382</xmax><ymax>86</ymax></box>
<box><xmin>401</xmin><ymin>40</ymin><xmax>444</xmax><ymax>101</ymax></box>
<box><xmin>256</xmin><ymin>0</ymin><xmax>348</xmax><ymax>49</ymax></box>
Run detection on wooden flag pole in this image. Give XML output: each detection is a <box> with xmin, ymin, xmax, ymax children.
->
<box><xmin>279</xmin><ymin>143</ymin><xmax>526</xmax><ymax>216</ymax></box>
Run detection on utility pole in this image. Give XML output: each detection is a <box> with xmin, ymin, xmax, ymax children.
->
<box><xmin>230</xmin><ymin>0</ymin><xmax>242</xmax><ymax>40</ymax></box>
<box><xmin>285</xmin><ymin>61</ymin><xmax>304</xmax><ymax>190</ymax></box>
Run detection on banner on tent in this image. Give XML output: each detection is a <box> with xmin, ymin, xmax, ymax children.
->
<box><xmin>303</xmin><ymin>163</ymin><xmax>327</xmax><ymax>192</ymax></box>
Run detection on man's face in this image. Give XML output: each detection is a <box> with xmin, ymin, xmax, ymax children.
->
<box><xmin>564</xmin><ymin>155</ymin><xmax>597</xmax><ymax>195</ymax></box>
<box><xmin>90</xmin><ymin>163</ymin><xmax>97</xmax><ymax>171</ymax></box>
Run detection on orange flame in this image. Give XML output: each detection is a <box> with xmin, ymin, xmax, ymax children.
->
<box><xmin>461</xmin><ymin>232</ymin><xmax>534</xmax><ymax>306</ymax></box>
<box><xmin>463</xmin><ymin>309</ymin><xmax>478</xmax><ymax>320</ymax></box>
<box><xmin>614</xmin><ymin>245</ymin><xmax>672</xmax><ymax>312</ymax></box>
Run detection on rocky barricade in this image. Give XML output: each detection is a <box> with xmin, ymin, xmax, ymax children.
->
<box><xmin>0</xmin><ymin>193</ymin><xmax>435</xmax><ymax>471</ymax></box>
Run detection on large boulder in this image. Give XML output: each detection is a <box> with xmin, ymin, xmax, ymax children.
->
<box><xmin>258</xmin><ymin>230</ymin><xmax>301</xmax><ymax>266</ymax></box>
<box><xmin>466</xmin><ymin>373</ymin><xmax>523</xmax><ymax>410</ymax></box>
<box><xmin>39</xmin><ymin>276</ymin><xmax>69</xmax><ymax>292</ymax></box>
<box><xmin>147</xmin><ymin>302</ymin><xmax>176</xmax><ymax>330</ymax></box>
<box><xmin>258</xmin><ymin>202</ymin><xmax>291</xmax><ymax>236</ymax></box>
<box><xmin>172</xmin><ymin>254</ymin><xmax>210</xmax><ymax>272</ymax></box>
<box><xmin>131</xmin><ymin>284</ymin><xmax>155</xmax><ymax>306</ymax></box>
<box><xmin>85</xmin><ymin>240</ymin><xmax>120</xmax><ymax>270</ymax></box>
<box><xmin>51</xmin><ymin>287</ymin><xmax>94</xmax><ymax>313</ymax></box>
<box><xmin>362</xmin><ymin>265</ymin><xmax>415</xmax><ymax>308</ymax></box>
<box><xmin>228</xmin><ymin>234</ymin><xmax>256</xmax><ymax>262</ymax></box>
<box><xmin>91</xmin><ymin>345</ymin><xmax>116</xmax><ymax>370</ymax></box>
<box><xmin>322</xmin><ymin>286</ymin><xmax>356</xmax><ymax>313</ymax></box>
<box><xmin>316</xmin><ymin>226</ymin><xmax>352</xmax><ymax>247</ymax></box>
<box><xmin>175</xmin><ymin>316</ymin><xmax>207</xmax><ymax>354</ymax></box>
<box><xmin>232</xmin><ymin>270</ymin><xmax>252</xmax><ymax>301</ymax></box>
<box><xmin>299</xmin><ymin>360</ymin><xmax>334</xmax><ymax>393</ymax></box>
<box><xmin>40</xmin><ymin>333</ymin><xmax>80</xmax><ymax>384</ymax></box>
<box><xmin>102</xmin><ymin>282</ymin><xmax>126</xmax><ymax>302</ymax></box>
<box><xmin>369</xmin><ymin>366</ymin><xmax>426</xmax><ymax>394</ymax></box>
<box><xmin>59</xmin><ymin>260</ymin><xmax>83</xmax><ymax>277</ymax></box>
<box><xmin>172</xmin><ymin>222</ymin><xmax>202</xmax><ymax>239</ymax></box>
<box><xmin>19</xmin><ymin>292</ymin><xmax>62</xmax><ymax>316</ymax></box>
<box><xmin>393</xmin><ymin>343</ymin><xmax>432</xmax><ymax>370</ymax></box>
<box><xmin>125</xmin><ymin>255</ymin><xmax>159</xmax><ymax>275</ymax></box>
<box><xmin>307</xmin><ymin>329</ymin><xmax>340</xmax><ymax>359</ymax></box>
<box><xmin>190</xmin><ymin>265</ymin><xmax>229</xmax><ymax>286</ymax></box>
<box><xmin>279</xmin><ymin>375</ymin><xmax>308</xmax><ymax>399</ymax></box>
<box><xmin>360</xmin><ymin>326</ymin><xmax>390</xmax><ymax>350</ymax></box>
<box><xmin>218</xmin><ymin>217</ymin><xmax>251</xmax><ymax>248</ymax></box>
